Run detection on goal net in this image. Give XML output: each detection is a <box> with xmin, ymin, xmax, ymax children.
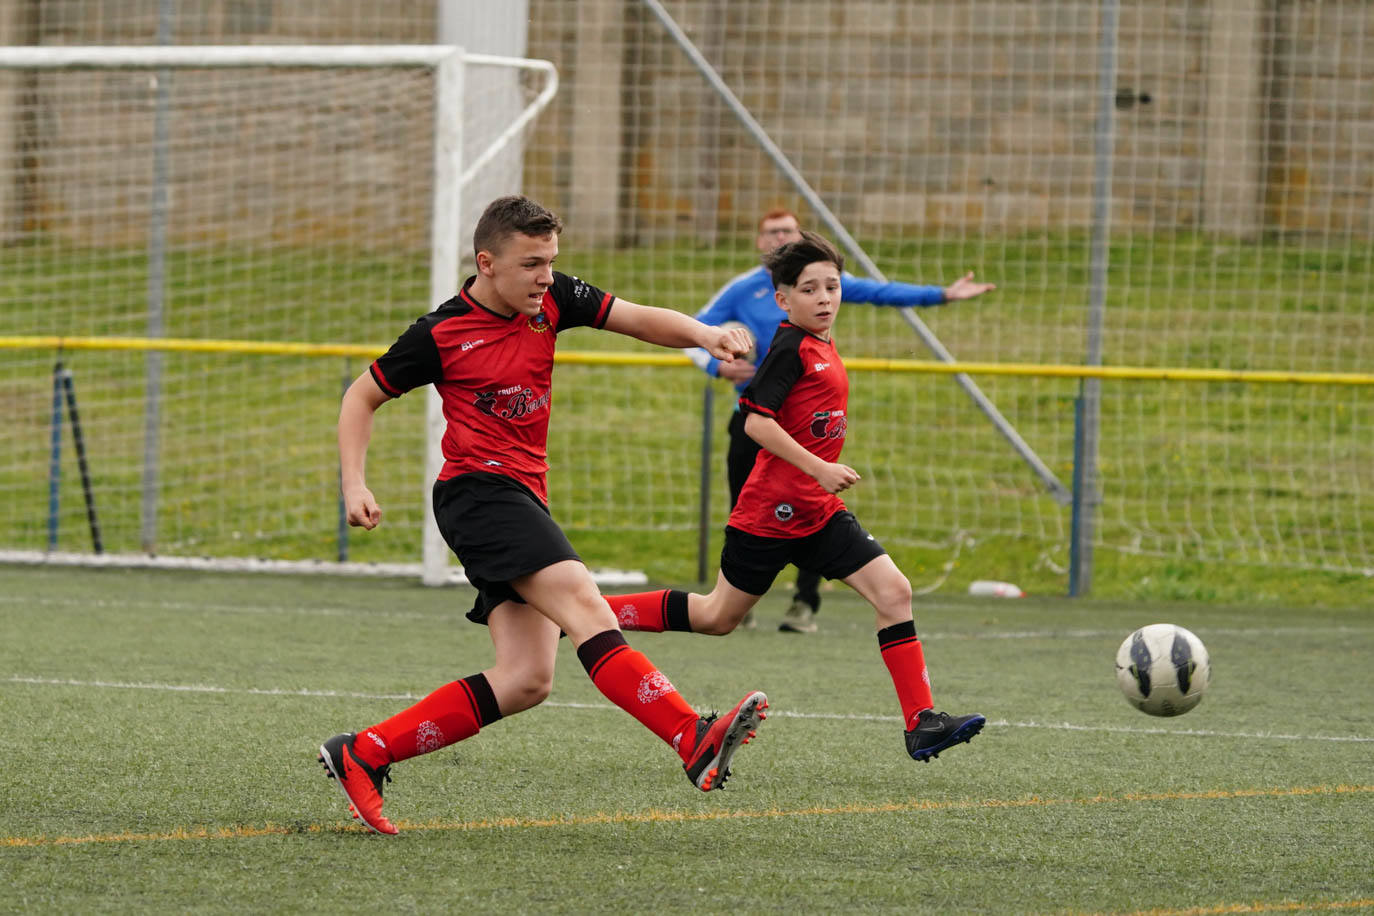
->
<box><xmin>3</xmin><ymin>2</ymin><xmax>1373</xmax><ymax>596</ymax></box>
<box><xmin>0</xmin><ymin>45</ymin><xmax>559</xmax><ymax>583</ymax></box>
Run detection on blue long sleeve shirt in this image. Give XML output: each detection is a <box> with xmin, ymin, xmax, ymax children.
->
<box><xmin>687</xmin><ymin>265</ymin><xmax>946</xmax><ymax>393</ymax></box>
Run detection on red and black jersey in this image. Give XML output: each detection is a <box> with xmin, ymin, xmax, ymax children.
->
<box><xmin>730</xmin><ymin>322</ymin><xmax>849</xmax><ymax>538</ymax></box>
<box><xmin>369</xmin><ymin>271</ymin><xmax>614</xmax><ymax>503</ymax></box>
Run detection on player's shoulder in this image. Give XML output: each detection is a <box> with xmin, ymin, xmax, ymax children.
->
<box><xmin>547</xmin><ymin>270</ymin><xmax>599</xmax><ymax>299</ymax></box>
<box><xmin>768</xmin><ymin>321</ymin><xmax>808</xmax><ymax>352</ymax></box>
<box><xmin>430</xmin><ymin>294</ymin><xmax>475</xmax><ymax>320</ymax></box>
<box><xmin>395</xmin><ymin>295</ymin><xmax>475</xmax><ymax>338</ymax></box>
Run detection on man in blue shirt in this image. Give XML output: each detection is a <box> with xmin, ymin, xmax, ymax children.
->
<box><xmin>687</xmin><ymin>208</ymin><xmax>994</xmax><ymax>633</ymax></box>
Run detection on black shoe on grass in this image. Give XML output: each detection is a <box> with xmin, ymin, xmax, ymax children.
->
<box><xmin>904</xmin><ymin>709</ymin><xmax>986</xmax><ymax>762</ymax></box>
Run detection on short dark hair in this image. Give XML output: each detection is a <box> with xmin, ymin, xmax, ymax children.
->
<box><xmin>762</xmin><ymin>230</ymin><xmax>844</xmax><ymax>288</ymax></box>
<box><xmin>473</xmin><ymin>195</ymin><xmax>563</xmax><ymax>259</ymax></box>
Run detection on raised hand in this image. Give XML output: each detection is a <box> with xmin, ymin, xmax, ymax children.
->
<box><xmin>942</xmin><ymin>271</ymin><xmax>996</xmax><ymax>302</ymax></box>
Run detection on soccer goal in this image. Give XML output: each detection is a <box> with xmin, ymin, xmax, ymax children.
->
<box><xmin>0</xmin><ymin>44</ymin><xmax>572</xmax><ymax>586</ymax></box>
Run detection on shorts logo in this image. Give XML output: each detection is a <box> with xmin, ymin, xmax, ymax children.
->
<box><xmin>774</xmin><ymin>503</ymin><xmax>794</xmax><ymax>522</ymax></box>
<box><xmin>636</xmin><ymin>671</ymin><xmax>676</xmax><ymax>704</ymax></box>
<box><xmin>415</xmin><ymin>720</ymin><xmax>445</xmax><ymax>754</ymax></box>
<box><xmin>615</xmin><ymin>602</ymin><xmax>639</xmax><ymax>628</ymax></box>
<box><xmin>527</xmin><ymin>311</ymin><xmax>551</xmax><ymax>333</ymax></box>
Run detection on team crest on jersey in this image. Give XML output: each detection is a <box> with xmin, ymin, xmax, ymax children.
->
<box><xmin>810</xmin><ymin>409</ymin><xmax>847</xmax><ymax>439</ymax></box>
<box><xmin>774</xmin><ymin>503</ymin><xmax>795</xmax><ymax>522</ymax></box>
<box><xmin>527</xmin><ymin>311</ymin><xmax>551</xmax><ymax>333</ymax></box>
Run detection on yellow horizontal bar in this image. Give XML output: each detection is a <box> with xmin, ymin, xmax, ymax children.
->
<box><xmin>0</xmin><ymin>334</ymin><xmax>383</xmax><ymax>359</ymax></box>
<box><xmin>2</xmin><ymin>335</ymin><xmax>1372</xmax><ymax>386</ymax></box>
<box><xmin>841</xmin><ymin>357</ymin><xmax>1374</xmax><ymax>386</ymax></box>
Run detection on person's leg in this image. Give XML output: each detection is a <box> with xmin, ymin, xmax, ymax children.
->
<box><xmin>606</xmin><ymin>523</ymin><xmax>785</xmax><ymax>636</ymax></box>
<box><xmin>779</xmin><ymin>566</ymin><xmax>822</xmax><ymax>633</ymax></box>
<box><xmin>515</xmin><ymin>560</ymin><xmax>768</xmax><ymax>791</ymax></box>
<box><xmin>605</xmin><ymin>570</ymin><xmax>761</xmax><ymax>635</ymax></box>
<box><xmin>319</xmin><ymin>600</ymin><xmax>560</xmax><ymax>835</ymax></box>
<box><xmin>725</xmin><ymin>411</ymin><xmax>761</xmax><ymax>629</ymax></box>
<box><xmin>844</xmin><ymin>555</ymin><xmax>984</xmax><ymax>762</ymax></box>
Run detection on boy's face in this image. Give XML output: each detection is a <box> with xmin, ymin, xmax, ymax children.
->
<box><xmin>775</xmin><ymin>260</ymin><xmax>842</xmax><ymax>340</ymax></box>
<box><xmin>476</xmin><ymin>231</ymin><xmax>558</xmax><ymax>316</ymax></box>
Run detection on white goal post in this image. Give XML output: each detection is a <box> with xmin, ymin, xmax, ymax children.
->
<box><xmin>0</xmin><ymin>44</ymin><xmax>577</xmax><ymax>587</ymax></box>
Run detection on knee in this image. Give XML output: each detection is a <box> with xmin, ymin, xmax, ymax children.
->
<box><xmin>874</xmin><ymin>573</ymin><xmax>913</xmax><ymax>614</ymax></box>
<box><xmin>693</xmin><ymin>611</ymin><xmax>734</xmax><ymax>636</ymax></box>
<box><xmin>491</xmin><ymin>664</ymin><xmax>554</xmax><ymax>714</ymax></box>
<box><xmin>505</xmin><ymin>674</ymin><xmax>553</xmax><ymax>713</ymax></box>
<box><xmin>689</xmin><ymin>596</ymin><xmax>743</xmax><ymax>636</ymax></box>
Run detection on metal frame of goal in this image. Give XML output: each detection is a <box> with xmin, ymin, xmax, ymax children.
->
<box><xmin>0</xmin><ymin>44</ymin><xmax>563</xmax><ymax>587</ymax></box>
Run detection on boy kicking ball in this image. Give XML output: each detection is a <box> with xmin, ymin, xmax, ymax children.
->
<box><xmin>605</xmin><ymin>230</ymin><xmax>984</xmax><ymax>763</ymax></box>
<box><xmin>317</xmin><ymin>196</ymin><xmax>768</xmax><ymax>834</ymax></box>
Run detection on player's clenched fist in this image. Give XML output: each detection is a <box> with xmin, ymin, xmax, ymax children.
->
<box><xmin>344</xmin><ymin>485</ymin><xmax>382</xmax><ymax>529</ymax></box>
<box><xmin>703</xmin><ymin>323</ymin><xmax>754</xmax><ymax>362</ymax></box>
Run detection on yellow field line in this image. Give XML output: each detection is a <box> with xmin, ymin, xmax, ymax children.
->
<box><xmin>4</xmin><ymin>783</ymin><xmax>1369</xmax><ymax>848</ymax></box>
<box><xmin>2</xmin><ymin>335</ymin><xmax>1373</xmax><ymax>385</ymax></box>
<box><xmin>1099</xmin><ymin>899</ymin><xmax>1374</xmax><ymax>915</ymax></box>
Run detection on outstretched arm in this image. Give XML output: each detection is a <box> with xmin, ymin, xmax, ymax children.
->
<box><xmin>742</xmin><ymin>412</ymin><xmax>860</xmax><ymax>495</ymax></box>
<box><xmin>605</xmin><ymin>299</ymin><xmax>752</xmax><ymax>362</ymax></box>
<box><xmin>841</xmin><ymin>272</ymin><xmax>995</xmax><ymax>307</ymax></box>
<box><xmin>338</xmin><ymin>371</ymin><xmax>391</xmax><ymax>530</ymax></box>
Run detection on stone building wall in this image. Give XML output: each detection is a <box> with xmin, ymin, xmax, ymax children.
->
<box><xmin>2</xmin><ymin>0</ymin><xmax>1372</xmax><ymax>248</ymax></box>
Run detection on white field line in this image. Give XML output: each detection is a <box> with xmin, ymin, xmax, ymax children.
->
<box><xmin>2</xmin><ymin>593</ymin><xmax>1371</xmax><ymax>641</ymax></box>
<box><xmin>7</xmin><ymin>674</ymin><xmax>1372</xmax><ymax>744</ymax></box>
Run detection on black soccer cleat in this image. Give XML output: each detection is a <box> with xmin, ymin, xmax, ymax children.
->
<box><xmin>904</xmin><ymin>709</ymin><xmax>986</xmax><ymax>762</ymax></box>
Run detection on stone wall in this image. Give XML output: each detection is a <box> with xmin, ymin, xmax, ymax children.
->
<box><xmin>2</xmin><ymin>0</ymin><xmax>1372</xmax><ymax>248</ymax></box>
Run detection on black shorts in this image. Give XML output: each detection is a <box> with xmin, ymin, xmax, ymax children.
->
<box><xmin>432</xmin><ymin>472</ymin><xmax>581</xmax><ymax>624</ymax></box>
<box><xmin>719</xmin><ymin>510</ymin><xmax>887</xmax><ymax>596</ymax></box>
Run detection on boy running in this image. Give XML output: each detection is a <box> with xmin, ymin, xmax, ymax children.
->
<box><xmin>317</xmin><ymin>195</ymin><xmax>768</xmax><ymax>834</ymax></box>
<box><xmin>606</xmin><ymin>231</ymin><xmax>984</xmax><ymax>763</ymax></box>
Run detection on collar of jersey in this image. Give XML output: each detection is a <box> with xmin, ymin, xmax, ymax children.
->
<box><xmin>460</xmin><ymin>276</ymin><xmax>524</xmax><ymax>321</ymax></box>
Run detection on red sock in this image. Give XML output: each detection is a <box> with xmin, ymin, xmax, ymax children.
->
<box><xmin>353</xmin><ymin>673</ymin><xmax>503</xmax><ymax>767</ymax></box>
<box><xmin>577</xmin><ymin>629</ymin><xmax>699</xmax><ymax>759</ymax></box>
<box><xmin>878</xmin><ymin>621</ymin><xmax>934</xmax><ymax>730</ymax></box>
<box><xmin>604</xmin><ymin>589</ymin><xmax>691</xmax><ymax>632</ymax></box>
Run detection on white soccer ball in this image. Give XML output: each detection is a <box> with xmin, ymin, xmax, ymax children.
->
<box><xmin>1114</xmin><ymin>623</ymin><xmax>1211</xmax><ymax>717</ymax></box>
<box><xmin>717</xmin><ymin>319</ymin><xmax>757</xmax><ymax>363</ymax></box>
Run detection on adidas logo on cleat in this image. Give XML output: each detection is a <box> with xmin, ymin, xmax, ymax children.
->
<box><xmin>317</xmin><ymin>732</ymin><xmax>399</xmax><ymax>835</ymax></box>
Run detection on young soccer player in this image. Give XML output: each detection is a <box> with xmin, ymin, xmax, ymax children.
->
<box><xmin>689</xmin><ymin>208</ymin><xmax>994</xmax><ymax>633</ymax></box>
<box><xmin>608</xmin><ymin>230</ymin><xmax>985</xmax><ymax>763</ymax></box>
<box><xmin>317</xmin><ymin>195</ymin><xmax>768</xmax><ymax>834</ymax></box>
